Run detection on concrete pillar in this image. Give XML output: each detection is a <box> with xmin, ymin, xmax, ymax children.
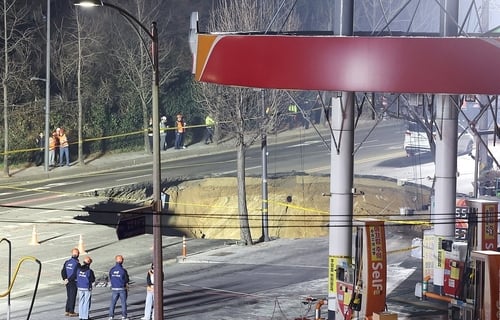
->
<box><xmin>329</xmin><ymin>1</ymin><xmax>354</xmax><ymax>319</ymax></box>
<box><xmin>328</xmin><ymin>93</ymin><xmax>355</xmax><ymax>320</ymax></box>
<box><xmin>432</xmin><ymin>0</ymin><xmax>459</xmax><ymax>292</ymax></box>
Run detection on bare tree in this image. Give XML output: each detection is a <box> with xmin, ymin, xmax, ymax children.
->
<box><xmin>74</xmin><ymin>9</ymin><xmax>103</xmax><ymax>165</ymax></box>
<box><xmin>108</xmin><ymin>0</ymin><xmax>177</xmax><ymax>153</ymax></box>
<box><xmin>1</xmin><ymin>0</ymin><xmax>34</xmax><ymax>176</ymax></box>
<box><xmin>196</xmin><ymin>0</ymin><xmax>299</xmax><ymax>245</ymax></box>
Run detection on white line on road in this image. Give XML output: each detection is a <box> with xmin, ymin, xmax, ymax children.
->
<box><xmin>286</xmin><ymin>140</ymin><xmax>322</xmax><ymax>148</ymax></box>
<box><xmin>117</xmin><ymin>174</ymin><xmax>151</xmax><ymax>181</ymax></box>
<box><xmin>220</xmin><ymin>165</ymin><xmax>262</xmax><ymax>175</ymax></box>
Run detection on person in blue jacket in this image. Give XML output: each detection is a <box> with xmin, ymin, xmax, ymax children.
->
<box><xmin>108</xmin><ymin>255</ymin><xmax>130</xmax><ymax>320</ymax></box>
<box><xmin>77</xmin><ymin>256</ymin><xmax>95</xmax><ymax>320</ymax></box>
<box><xmin>61</xmin><ymin>248</ymin><xmax>80</xmax><ymax>317</ymax></box>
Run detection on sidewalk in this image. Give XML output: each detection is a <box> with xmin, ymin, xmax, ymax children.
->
<box><xmin>1</xmin><ymin>118</ymin><xmax>400</xmax><ymax>184</ymax></box>
<box><xmin>1</xmin><ymin>124</ymin><xmax>335</xmax><ymax>184</ymax></box>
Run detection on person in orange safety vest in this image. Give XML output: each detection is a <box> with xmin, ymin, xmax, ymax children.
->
<box><xmin>58</xmin><ymin>128</ymin><xmax>70</xmax><ymax>167</ymax></box>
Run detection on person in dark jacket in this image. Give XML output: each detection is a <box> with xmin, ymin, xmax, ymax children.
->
<box><xmin>140</xmin><ymin>264</ymin><xmax>154</xmax><ymax>320</ymax></box>
<box><xmin>108</xmin><ymin>255</ymin><xmax>130</xmax><ymax>320</ymax></box>
<box><xmin>61</xmin><ymin>248</ymin><xmax>80</xmax><ymax>317</ymax></box>
<box><xmin>140</xmin><ymin>262</ymin><xmax>165</xmax><ymax>320</ymax></box>
<box><xmin>77</xmin><ymin>256</ymin><xmax>95</xmax><ymax>320</ymax></box>
<box><xmin>35</xmin><ymin>132</ymin><xmax>44</xmax><ymax>166</ymax></box>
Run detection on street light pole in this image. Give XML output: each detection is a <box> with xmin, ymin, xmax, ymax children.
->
<box><xmin>149</xmin><ymin>22</ymin><xmax>163</xmax><ymax>320</ymax></box>
<box><xmin>44</xmin><ymin>0</ymin><xmax>50</xmax><ymax>172</ymax></box>
<box><xmin>73</xmin><ymin>2</ymin><xmax>163</xmax><ymax>319</ymax></box>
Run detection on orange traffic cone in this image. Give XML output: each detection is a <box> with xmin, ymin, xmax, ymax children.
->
<box><xmin>77</xmin><ymin>234</ymin><xmax>87</xmax><ymax>254</ymax></box>
<box><xmin>29</xmin><ymin>225</ymin><xmax>40</xmax><ymax>246</ymax></box>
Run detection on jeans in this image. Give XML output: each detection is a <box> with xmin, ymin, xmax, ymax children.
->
<box><xmin>160</xmin><ymin>134</ymin><xmax>167</xmax><ymax>151</ymax></box>
<box><xmin>143</xmin><ymin>290</ymin><xmax>154</xmax><ymax>320</ymax></box>
<box><xmin>204</xmin><ymin>127</ymin><xmax>213</xmax><ymax>143</ymax></box>
<box><xmin>109</xmin><ymin>289</ymin><xmax>127</xmax><ymax>318</ymax></box>
<box><xmin>59</xmin><ymin>147</ymin><xmax>69</xmax><ymax>166</ymax></box>
<box><xmin>174</xmin><ymin>132</ymin><xmax>184</xmax><ymax>149</ymax></box>
<box><xmin>78</xmin><ymin>289</ymin><xmax>92</xmax><ymax>319</ymax></box>
<box><xmin>49</xmin><ymin>150</ymin><xmax>55</xmax><ymax>166</ymax></box>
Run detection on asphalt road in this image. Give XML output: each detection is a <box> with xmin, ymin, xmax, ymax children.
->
<box><xmin>0</xmin><ymin>119</ymin><xmax>451</xmax><ymax>319</ymax></box>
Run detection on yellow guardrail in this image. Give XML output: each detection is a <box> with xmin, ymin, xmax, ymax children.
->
<box><xmin>1</xmin><ymin>238</ymin><xmax>42</xmax><ymax>320</ymax></box>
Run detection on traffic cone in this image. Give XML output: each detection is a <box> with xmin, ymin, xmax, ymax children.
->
<box><xmin>29</xmin><ymin>225</ymin><xmax>40</xmax><ymax>246</ymax></box>
<box><xmin>77</xmin><ymin>234</ymin><xmax>87</xmax><ymax>254</ymax></box>
<box><xmin>182</xmin><ymin>236</ymin><xmax>187</xmax><ymax>257</ymax></box>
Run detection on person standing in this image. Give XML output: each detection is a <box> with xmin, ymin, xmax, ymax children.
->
<box><xmin>59</xmin><ymin>128</ymin><xmax>70</xmax><ymax>167</ymax></box>
<box><xmin>77</xmin><ymin>256</ymin><xmax>95</xmax><ymax>320</ymax></box>
<box><xmin>140</xmin><ymin>264</ymin><xmax>155</xmax><ymax>320</ymax></box>
<box><xmin>288</xmin><ymin>103</ymin><xmax>299</xmax><ymax>129</ymax></box>
<box><xmin>55</xmin><ymin>127</ymin><xmax>61</xmax><ymax>165</ymax></box>
<box><xmin>174</xmin><ymin>114</ymin><xmax>186</xmax><ymax>149</ymax></box>
<box><xmin>61</xmin><ymin>248</ymin><xmax>80</xmax><ymax>317</ymax></box>
<box><xmin>49</xmin><ymin>132</ymin><xmax>57</xmax><ymax>167</ymax></box>
<box><xmin>108</xmin><ymin>255</ymin><xmax>130</xmax><ymax>320</ymax></box>
<box><xmin>160</xmin><ymin>116</ymin><xmax>168</xmax><ymax>151</ymax></box>
<box><xmin>204</xmin><ymin>115</ymin><xmax>215</xmax><ymax>144</ymax></box>
<box><xmin>35</xmin><ymin>132</ymin><xmax>45</xmax><ymax>166</ymax></box>
<box><xmin>147</xmin><ymin>117</ymin><xmax>153</xmax><ymax>154</ymax></box>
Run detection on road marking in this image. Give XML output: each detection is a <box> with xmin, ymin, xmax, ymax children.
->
<box><xmin>286</xmin><ymin>140</ymin><xmax>322</xmax><ymax>148</ymax></box>
<box><xmin>46</xmin><ymin>181</ymin><xmax>83</xmax><ymax>187</ymax></box>
<box><xmin>117</xmin><ymin>174</ymin><xmax>151</xmax><ymax>181</ymax></box>
<box><xmin>3</xmin><ymin>194</ymin><xmax>64</xmax><ymax>207</ymax></box>
<box><xmin>220</xmin><ymin>165</ymin><xmax>261</xmax><ymax>175</ymax></box>
<box><xmin>306</xmin><ymin>150</ymin><xmax>407</xmax><ymax>173</ymax></box>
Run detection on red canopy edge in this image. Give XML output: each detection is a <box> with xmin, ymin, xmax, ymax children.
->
<box><xmin>194</xmin><ymin>34</ymin><xmax>500</xmax><ymax>95</ymax></box>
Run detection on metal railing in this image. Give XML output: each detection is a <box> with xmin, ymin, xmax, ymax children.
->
<box><xmin>0</xmin><ymin>238</ymin><xmax>42</xmax><ymax>320</ymax></box>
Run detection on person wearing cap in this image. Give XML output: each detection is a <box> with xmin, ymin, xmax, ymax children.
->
<box><xmin>204</xmin><ymin>115</ymin><xmax>215</xmax><ymax>144</ymax></box>
<box><xmin>77</xmin><ymin>256</ymin><xmax>95</xmax><ymax>320</ymax></box>
<box><xmin>159</xmin><ymin>116</ymin><xmax>168</xmax><ymax>151</ymax></box>
<box><xmin>174</xmin><ymin>114</ymin><xmax>186</xmax><ymax>149</ymax></box>
<box><xmin>108</xmin><ymin>255</ymin><xmax>130</xmax><ymax>320</ymax></box>
<box><xmin>61</xmin><ymin>248</ymin><xmax>80</xmax><ymax>317</ymax></box>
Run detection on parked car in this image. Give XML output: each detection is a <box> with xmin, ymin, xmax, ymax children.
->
<box><xmin>403</xmin><ymin>121</ymin><xmax>474</xmax><ymax>156</ymax></box>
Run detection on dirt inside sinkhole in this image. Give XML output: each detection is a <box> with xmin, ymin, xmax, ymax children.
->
<box><xmin>163</xmin><ymin>175</ymin><xmax>431</xmax><ymax>240</ymax></box>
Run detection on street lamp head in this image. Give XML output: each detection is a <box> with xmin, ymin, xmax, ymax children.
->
<box><xmin>73</xmin><ymin>0</ymin><xmax>103</xmax><ymax>7</ymax></box>
<box><xmin>30</xmin><ymin>77</ymin><xmax>47</xmax><ymax>82</ymax></box>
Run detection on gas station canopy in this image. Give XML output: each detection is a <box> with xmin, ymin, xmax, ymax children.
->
<box><xmin>194</xmin><ymin>34</ymin><xmax>500</xmax><ymax>95</ymax></box>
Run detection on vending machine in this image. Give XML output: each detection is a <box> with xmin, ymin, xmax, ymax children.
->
<box><xmin>443</xmin><ymin>242</ymin><xmax>467</xmax><ymax>298</ymax></box>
